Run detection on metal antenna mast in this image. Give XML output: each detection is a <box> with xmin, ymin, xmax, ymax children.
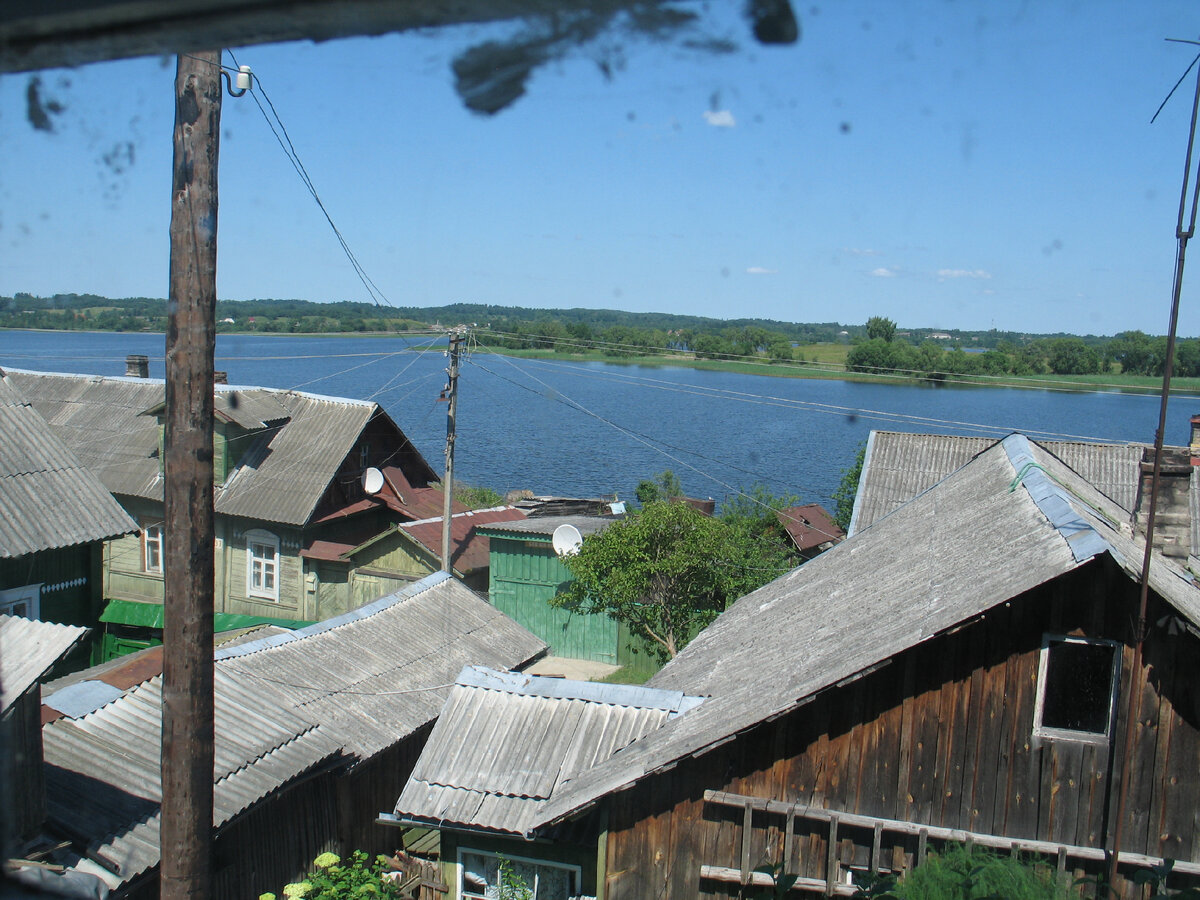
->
<box><xmin>1106</xmin><ymin>41</ymin><xmax>1200</xmax><ymax>894</ymax></box>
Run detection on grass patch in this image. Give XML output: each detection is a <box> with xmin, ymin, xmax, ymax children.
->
<box><xmin>595</xmin><ymin>665</ymin><xmax>655</xmax><ymax>685</ymax></box>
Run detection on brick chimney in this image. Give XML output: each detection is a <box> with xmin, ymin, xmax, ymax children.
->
<box><xmin>125</xmin><ymin>354</ymin><xmax>149</xmax><ymax>378</ymax></box>
<box><xmin>1134</xmin><ymin>444</ymin><xmax>1193</xmax><ymax>561</ymax></box>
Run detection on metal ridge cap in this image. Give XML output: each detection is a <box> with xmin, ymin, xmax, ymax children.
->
<box><xmin>1001</xmin><ymin>433</ymin><xmax>1113</xmax><ymax>563</ymax></box>
<box><xmin>215</xmin><ymin>571</ymin><xmax>452</xmax><ymax>659</ymax></box>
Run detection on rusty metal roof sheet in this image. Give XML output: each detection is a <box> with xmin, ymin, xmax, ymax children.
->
<box><xmin>397</xmin><ymin>506</ymin><xmax>528</xmax><ymax>574</ymax></box>
<box><xmin>848</xmin><ymin>431</ymin><xmax>1145</xmax><ymax>535</ymax></box>
<box><xmin>216</xmin><ymin>571</ymin><xmax>547</xmax><ymax>762</ymax></box>
<box><xmin>531</xmin><ymin>436</ymin><xmax>1200</xmax><ymax>832</ymax></box>
<box><xmin>393</xmin><ymin>666</ymin><xmax>702</xmax><ymax>837</ymax></box>
<box><xmin>0</xmin><ymin>614</ymin><xmax>88</xmax><ymax>710</ymax></box>
<box><xmin>0</xmin><ymin>372</ymin><xmax>136</xmax><ymax>558</ymax></box>
<box><xmin>776</xmin><ymin>503</ymin><xmax>843</xmax><ymax>551</ymax></box>
<box><xmin>5</xmin><ymin>368</ymin><xmax>433</xmax><ymax>527</ymax></box>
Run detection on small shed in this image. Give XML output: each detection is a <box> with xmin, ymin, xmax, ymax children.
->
<box><xmin>386</xmin><ymin>665</ymin><xmax>704</xmax><ymax>899</ymax></box>
<box><xmin>478</xmin><ymin>515</ymin><xmax>657</xmax><ymax>676</ymax></box>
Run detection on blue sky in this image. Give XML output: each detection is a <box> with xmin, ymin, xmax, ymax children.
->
<box><xmin>2</xmin><ymin>1</ymin><xmax>1200</xmax><ymax>336</ymax></box>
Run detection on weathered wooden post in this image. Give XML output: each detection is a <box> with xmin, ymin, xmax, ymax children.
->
<box><xmin>161</xmin><ymin>49</ymin><xmax>220</xmax><ymax>900</ymax></box>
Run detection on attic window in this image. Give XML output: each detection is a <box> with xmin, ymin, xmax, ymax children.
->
<box><xmin>1033</xmin><ymin>635</ymin><xmax>1120</xmax><ymax>742</ymax></box>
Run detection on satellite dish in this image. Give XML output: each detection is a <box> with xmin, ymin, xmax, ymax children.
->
<box><xmin>551</xmin><ymin>524</ymin><xmax>584</xmax><ymax>557</ymax></box>
<box><xmin>362</xmin><ymin>467</ymin><xmax>385</xmax><ymax>495</ymax></box>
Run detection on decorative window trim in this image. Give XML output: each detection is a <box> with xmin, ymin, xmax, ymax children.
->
<box><xmin>0</xmin><ymin>583</ymin><xmax>42</xmax><ymax>619</ymax></box>
<box><xmin>1032</xmin><ymin>634</ymin><xmax>1121</xmax><ymax>745</ymax></box>
<box><xmin>456</xmin><ymin>848</ymin><xmax>581</xmax><ymax>900</ymax></box>
<box><xmin>143</xmin><ymin>522</ymin><xmax>164</xmax><ymax>574</ymax></box>
<box><xmin>245</xmin><ymin>529</ymin><xmax>281</xmax><ymax>602</ymax></box>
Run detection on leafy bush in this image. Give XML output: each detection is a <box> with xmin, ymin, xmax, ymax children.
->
<box><xmin>259</xmin><ymin>850</ymin><xmax>401</xmax><ymax>900</ymax></box>
<box><xmin>854</xmin><ymin>846</ymin><xmax>1070</xmax><ymax>900</ymax></box>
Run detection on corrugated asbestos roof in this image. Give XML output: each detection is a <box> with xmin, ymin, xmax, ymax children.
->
<box><xmin>476</xmin><ymin>514</ymin><xmax>620</xmax><ymax>538</ymax></box>
<box><xmin>4</xmin><ymin>368</ymin><xmax>429</xmax><ymax>527</ymax></box>
<box><xmin>529</xmin><ymin>435</ymin><xmax>1200</xmax><ymax>832</ymax></box>
<box><xmin>0</xmin><ymin>372</ymin><xmax>136</xmax><ymax>557</ymax></box>
<box><xmin>216</xmin><ymin>572</ymin><xmax>547</xmax><ymax>761</ymax></box>
<box><xmin>393</xmin><ymin>666</ymin><xmax>702</xmax><ymax>837</ymax></box>
<box><xmin>39</xmin><ymin>571</ymin><xmax>542</xmax><ymax>888</ymax></box>
<box><xmin>848</xmin><ymin>431</ymin><xmax>1144</xmax><ymax>535</ymax></box>
<box><xmin>43</xmin><ymin>668</ymin><xmax>342</xmax><ymax>887</ymax></box>
<box><xmin>0</xmin><ymin>614</ymin><xmax>88</xmax><ymax>710</ymax></box>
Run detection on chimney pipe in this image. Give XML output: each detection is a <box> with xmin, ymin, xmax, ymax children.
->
<box><xmin>125</xmin><ymin>354</ymin><xmax>149</xmax><ymax>378</ymax></box>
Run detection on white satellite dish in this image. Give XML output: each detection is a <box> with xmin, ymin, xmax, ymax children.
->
<box><xmin>362</xmin><ymin>467</ymin><xmax>385</xmax><ymax>495</ymax></box>
<box><xmin>551</xmin><ymin>524</ymin><xmax>584</xmax><ymax>557</ymax></box>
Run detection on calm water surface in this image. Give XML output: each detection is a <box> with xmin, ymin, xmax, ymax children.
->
<box><xmin>2</xmin><ymin>330</ymin><xmax>1195</xmax><ymax>510</ymax></box>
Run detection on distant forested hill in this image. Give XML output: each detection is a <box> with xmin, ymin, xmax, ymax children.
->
<box><xmin>6</xmin><ymin>293</ymin><xmax>1174</xmax><ymax>379</ymax></box>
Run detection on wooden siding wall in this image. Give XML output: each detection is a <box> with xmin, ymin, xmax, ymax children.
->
<box><xmin>603</xmin><ymin>559</ymin><xmax>1200</xmax><ymax>898</ymax></box>
<box><xmin>337</xmin><ymin>723</ymin><xmax>434</xmax><ymax>857</ymax></box>
<box><xmin>105</xmin><ymin>498</ymin><xmax>165</xmax><ymax>604</ymax></box>
<box><xmin>488</xmin><ymin>537</ymin><xmax>620</xmax><ymax>665</ymax></box>
<box><xmin>223</xmin><ymin>523</ymin><xmax>305</xmax><ymax>618</ymax></box>
<box><xmin>1</xmin><ymin>544</ymin><xmax>100</xmax><ymax>671</ymax></box>
<box><xmin>2</xmin><ymin>692</ymin><xmax>45</xmax><ymax>842</ymax></box>
<box><xmin>212</xmin><ymin>771</ymin><xmax>342</xmax><ymax>900</ymax></box>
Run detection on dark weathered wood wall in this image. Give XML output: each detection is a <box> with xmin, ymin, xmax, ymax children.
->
<box><xmin>603</xmin><ymin>557</ymin><xmax>1200</xmax><ymax>898</ymax></box>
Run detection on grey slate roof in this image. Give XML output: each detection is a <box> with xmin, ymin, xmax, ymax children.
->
<box><xmin>848</xmin><ymin>430</ymin><xmax>1144</xmax><ymax>535</ymax></box>
<box><xmin>216</xmin><ymin>571</ymin><xmax>548</xmax><ymax>762</ymax></box>
<box><xmin>529</xmin><ymin>435</ymin><xmax>1200</xmax><ymax>832</ymax></box>
<box><xmin>393</xmin><ymin>666</ymin><xmax>703</xmax><ymax>837</ymax></box>
<box><xmin>43</xmin><ymin>668</ymin><xmax>342</xmax><ymax>887</ymax></box>
<box><xmin>4</xmin><ymin>367</ymin><xmax>432</xmax><ymax>527</ymax></box>
<box><xmin>0</xmin><ymin>614</ymin><xmax>88</xmax><ymax>710</ymax></box>
<box><xmin>0</xmin><ymin>372</ymin><xmax>136</xmax><ymax>558</ymax></box>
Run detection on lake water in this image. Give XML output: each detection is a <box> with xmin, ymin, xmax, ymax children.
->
<box><xmin>3</xmin><ymin>330</ymin><xmax>1197</xmax><ymax>511</ymax></box>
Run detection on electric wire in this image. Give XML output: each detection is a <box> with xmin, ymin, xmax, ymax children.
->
<box><xmin>226</xmin><ymin>49</ymin><xmax>392</xmax><ymax>308</ymax></box>
<box><xmin>467</xmin><ymin>350</ymin><xmax>845</xmax><ymax>540</ymax></box>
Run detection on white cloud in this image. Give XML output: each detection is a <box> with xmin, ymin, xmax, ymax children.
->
<box><xmin>937</xmin><ymin>268</ymin><xmax>991</xmax><ymax>279</ymax></box>
<box><xmin>870</xmin><ymin>267</ymin><xmax>897</xmax><ymax>278</ymax></box>
<box><xmin>746</xmin><ymin>266</ymin><xmax>777</xmax><ymax>275</ymax></box>
<box><xmin>703</xmin><ymin>109</ymin><xmax>736</xmax><ymax>128</ymax></box>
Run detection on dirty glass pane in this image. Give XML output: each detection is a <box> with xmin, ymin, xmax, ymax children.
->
<box><xmin>1041</xmin><ymin>639</ymin><xmax>1117</xmax><ymax>734</ymax></box>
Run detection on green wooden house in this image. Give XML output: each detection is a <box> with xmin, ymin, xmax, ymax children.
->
<box><xmin>477</xmin><ymin>515</ymin><xmax>659</xmax><ymax>679</ymax></box>
<box><xmin>7</xmin><ymin>365</ymin><xmax>451</xmax><ymax>660</ymax></box>
<box><xmin>0</xmin><ymin>371</ymin><xmax>137</xmax><ymax>669</ymax></box>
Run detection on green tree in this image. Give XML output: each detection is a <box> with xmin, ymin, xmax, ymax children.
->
<box><xmin>865</xmin><ymin>316</ymin><xmax>897</xmax><ymax>343</ymax></box>
<box><xmin>553</xmin><ymin>501</ymin><xmax>783</xmax><ymax>660</ymax></box>
<box><xmin>832</xmin><ymin>442</ymin><xmax>866</xmax><ymax>532</ymax></box>
<box><xmin>635</xmin><ymin>470</ymin><xmax>684</xmax><ymax>505</ymax></box>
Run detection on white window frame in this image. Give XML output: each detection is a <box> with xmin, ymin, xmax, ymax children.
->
<box><xmin>143</xmin><ymin>522</ymin><xmax>164</xmax><ymax>574</ymax></box>
<box><xmin>0</xmin><ymin>583</ymin><xmax>42</xmax><ymax>619</ymax></box>
<box><xmin>1032</xmin><ymin>634</ymin><xmax>1121</xmax><ymax>744</ymax></box>
<box><xmin>245</xmin><ymin>529</ymin><xmax>281</xmax><ymax>601</ymax></box>
<box><xmin>456</xmin><ymin>848</ymin><xmax>581</xmax><ymax>900</ymax></box>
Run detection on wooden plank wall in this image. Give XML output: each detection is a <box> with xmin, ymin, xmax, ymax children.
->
<box><xmin>604</xmin><ymin>558</ymin><xmax>1200</xmax><ymax>898</ymax></box>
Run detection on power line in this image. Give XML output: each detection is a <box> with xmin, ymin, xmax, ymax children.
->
<box><xmin>226</xmin><ymin>49</ymin><xmax>393</xmax><ymax>308</ymax></box>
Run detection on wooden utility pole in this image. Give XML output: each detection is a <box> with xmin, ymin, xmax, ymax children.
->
<box><xmin>441</xmin><ymin>329</ymin><xmax>464</xmax><ymax>571</ymax></box>
<box><xmin>161</xmin><ymin>50</ymin><xmax>220</xmax><ymax>900</ymax></box>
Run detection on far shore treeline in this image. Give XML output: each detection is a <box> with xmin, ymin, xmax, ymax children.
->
<box><xmin>1</xmin><ymin>293</ymin><xmax>1195</xmax><ymax>380</ymax></box>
